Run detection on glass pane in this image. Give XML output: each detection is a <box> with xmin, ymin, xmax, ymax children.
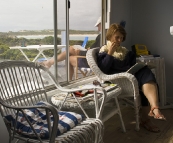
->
<box><xmin>0</xmin><ymin>0</ymin><xmax>101</xmax><ymax>84</ymax></box>
<box><xmin>59</xmin><ymin>0</ymin><xmax>101</xmax><ymax>81</ymax></box>
<box><xmin>0</xmin><ymin>0</ymin><xmax>54</xmax><ymax>61</ymax></box>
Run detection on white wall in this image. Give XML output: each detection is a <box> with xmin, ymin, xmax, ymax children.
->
<box><xmin>110</xmin><ymin>0</ymin><xmax>132</xmax><ymax>48</ymax></box>
<box><xmin>110</xmin><ymin>0</ymin><xmax>173</xmax><ymax>99</ymax></box>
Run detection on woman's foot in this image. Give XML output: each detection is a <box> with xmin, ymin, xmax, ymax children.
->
<box><xmin>140</xmin><ymin>119</ymin><xmax>160</xmax><ymax>133</ymax></box>
<box><xmin>39</xmin><ymin>61</ymin><xmax>52</xmax><ymax>69</ymax></box>
<box><xmin>148</xmin><ymin>107</ymin><xmax>166</xmax><ymax>121</ymax></box>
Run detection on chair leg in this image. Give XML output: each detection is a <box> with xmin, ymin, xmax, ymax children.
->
<box><xmin>134</xmin><ymin>96</ymin><xmax>140</xmax><ymax>131</ymax></box>
<box><xmin>114</xmin><ymin>97</ymin><xmax>126</xmax><ymax>132</ymax></box>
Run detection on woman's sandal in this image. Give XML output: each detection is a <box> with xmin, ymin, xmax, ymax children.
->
<box><xmin>140</xmin><ymin>119</ymin><xmax>160</xmax><ymax>133</ymax></box>
<box><xmin>148</xmin><ymin>107</ymin><xmax>166</xmax><ymax>121</ymax></box>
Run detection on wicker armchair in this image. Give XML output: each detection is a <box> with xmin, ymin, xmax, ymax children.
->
<box><xmin>86</xmin><ymin>47</ymin><xmax>141</xmax><ymax>131</ymax></box>
<box><xmin>0</xmin><ymin>60</ymin><xmax>104</xmax><ymax>143</ymax></box>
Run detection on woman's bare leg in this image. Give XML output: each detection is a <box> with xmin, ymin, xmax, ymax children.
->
<box><xmin>69</xmin><ymin>64</ymin><xmax>74</xmax><ymax>80</ymax></box>
<box><xmin>41</xmin><ymin>51</ymin><xmax>67</xmax><ymax>68</ymax></box>
<box><xmin>41</xmin><ymin>46</ymin><xmax>80</xmax><ymax>68</ymax></box>
<box><xmin>142</xmin><ymin>81</ymin><xmax>163</xmax><ymax>116</ymax></box>
<box><xmin>69</xmin><ymin>56</ymin><xmax>78</xmax><ymax>80</ymax></box>
<box><xmin>57</xmin><ymin>46</ymin><xmax>79</xmax><ymax>61</ymax></box>
<box><xmin>139</xmin><ymin>81</ymin><xmax>166</xmax><ymax>132</ymax></box>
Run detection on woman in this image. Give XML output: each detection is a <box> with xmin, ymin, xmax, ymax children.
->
<box><xmin>40</xmin><ymin>17</ymin><xmax>101</xmax><ymax>80</ymax></box>
<box><xmin>97</xmin><ymin>23</ymin><xmax>166</xmax><ymax>133</ymax></box>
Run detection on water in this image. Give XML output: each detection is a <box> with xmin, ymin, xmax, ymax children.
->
<box><xmin>17</xmin><ymin>34</ymin><xmax>97</xmax><ymax>40</ymax></box>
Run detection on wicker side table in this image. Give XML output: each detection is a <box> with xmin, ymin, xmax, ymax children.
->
<box><xmin>51</xmin><ymin>85</ymin><xmax>126</xmax><ymax>132</ymax></box>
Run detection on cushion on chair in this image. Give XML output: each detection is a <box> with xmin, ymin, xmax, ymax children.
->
<box><xmin>5</xmin><ymin>102</ymin><xmax>85</xmax><ymax>139</ymax></box>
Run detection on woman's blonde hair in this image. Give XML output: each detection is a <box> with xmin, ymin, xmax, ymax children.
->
<box><xmin>106</xmin><ymin>23</ymin><xmax>126</xmax><ymax>42</ymax></box>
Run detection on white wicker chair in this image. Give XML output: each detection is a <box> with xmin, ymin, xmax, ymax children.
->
<box><xmin>86</xmin><ymin>47</ymin><xmax>141</xmax><ymax>131</ymax></box>
<box><xmin>0</xmin><ymin>60</ymin><xmax>104</xmax><ymax>143</ymax></box>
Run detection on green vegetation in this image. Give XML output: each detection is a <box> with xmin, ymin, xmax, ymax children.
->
<box><xmin>0</xmin><ymin>29</ymin><xmax>98</xmax><ymax>37</ymax></box>
<box><xmin>0</xmin><ymin>34</ymin><xmax>95</xmax><ymax>61</ymax></box>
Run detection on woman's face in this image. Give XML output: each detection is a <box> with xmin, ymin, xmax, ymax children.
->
<box><xmin>110</xmin><ymin>31</ymin><xmax>123</xmax><ymax>46</ymax></box>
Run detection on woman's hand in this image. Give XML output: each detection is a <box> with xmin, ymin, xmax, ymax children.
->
<box><xmin>108</xmin><ymin>42</ymin><xmax>119</xmax><ymax>55</ymax></box>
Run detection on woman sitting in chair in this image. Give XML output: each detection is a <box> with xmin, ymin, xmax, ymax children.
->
<box><xmin>97</xmin><ymin>23</ymin><xmax>166</xmax><ymax>133</ymax></box>
<box><xmin>40</xmin><ymin>17</ymin><xmax>101</xmax><ymax>80</ymax></box>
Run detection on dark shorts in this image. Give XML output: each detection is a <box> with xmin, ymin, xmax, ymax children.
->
<box><xmin>135</xmin><ymin>66</ymin><xmax>157</xmax><ymax>88</ymax></box>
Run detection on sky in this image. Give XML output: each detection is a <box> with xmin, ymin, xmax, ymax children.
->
<box><xmin>0</xmin><ymin>0</ymin><xmax>101</xmax><ymax>32</ymax></box>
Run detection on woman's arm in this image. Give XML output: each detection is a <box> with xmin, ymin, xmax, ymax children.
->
<box><xmin>97</xmin><ymin>52</ymin><xmax>114</xmax><ymax>74</ymax></box>
<box><xmin>129</xmin><ymin>51</ymin><xmax>137</xmax><ymax>67</ymax></box>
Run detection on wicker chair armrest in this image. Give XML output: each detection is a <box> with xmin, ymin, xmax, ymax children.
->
<box><xmin>1</xmin><ymin>99</ymin><xmax>56</xmax><ymax>112</ymax></box>
<box><xmin>96</xmin><ymin>70</ymin><xmax>137</xmax><ymax>83</ymax></box>
<box><xmin>1</xmin><ymin>99</ymin><xmax>58</xmax><ymax>142</ymax></box>
<box><xmin>93</xmin><ymin>70</ymin><xmax>138</xmax><ymax>91</ymax></box>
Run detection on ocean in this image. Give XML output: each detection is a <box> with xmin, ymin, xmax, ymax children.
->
<box><xmin>16</xmin><ymin>34</ymin><xmax>97</xmax><ymax>41</ymax></box>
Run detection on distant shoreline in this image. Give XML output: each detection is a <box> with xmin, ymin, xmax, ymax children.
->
<box><xmin>16</xmin><ymin>34</ymin><xmax>98</xmax><ymax>40</ymax></box>
<box><xmin>17</xmin><ymin>34</ymin><xmax>98</xmax><ymax>36</ymax></box>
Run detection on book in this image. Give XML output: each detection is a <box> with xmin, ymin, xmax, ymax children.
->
<box><xmin>102</xmin><ymin>84</ymin><xmax>118</xmax><ymax>92</ymax></box>
<box><xmin>76</xmin><ymin>83</ymin><xmax>118</xmax><ymax>97</ymax></box>
<box><xmin>126</xmin><ymin>62</ymin><xmax>147</xmax><ymax>74</ymax></box>
<box><xmin>139</xmin><ymin>55</ymin><xmax>154</xmax><ymax>60</ymax></box>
